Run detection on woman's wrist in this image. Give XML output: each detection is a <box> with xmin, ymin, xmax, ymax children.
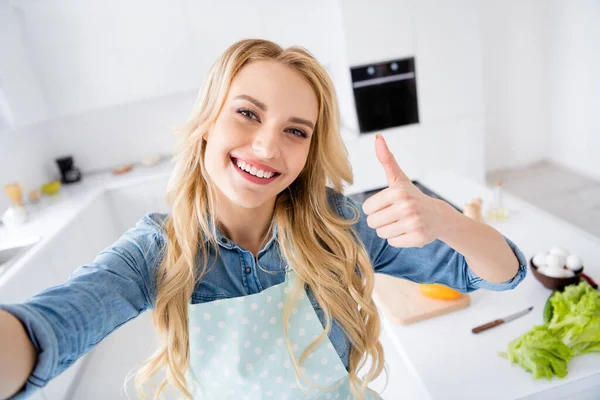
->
<box><xmin>434</xmin><ymin>199</ymin><xmax>461</xmax><ymax>242</ymax></box>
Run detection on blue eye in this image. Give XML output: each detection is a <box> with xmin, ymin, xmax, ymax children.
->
<box><xmin>286</xmin><ymin>128</ymin><xmax>308</xmax><ymax>138</ymax></box>
<box><xmin>237</xmin><ymin>108</ymin><xmax>308</xmax><ymax>138</ymax></box>
<box><xmin>238</xmin><ymin>108</ymin><xmax>260</xmax><ymax>121</ymax></box>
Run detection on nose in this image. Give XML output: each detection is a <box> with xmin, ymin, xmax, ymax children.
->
<box><xmin>251</xmin><ymin>125</ymin><xmax>281</xmax><ymax>159</ymax></box>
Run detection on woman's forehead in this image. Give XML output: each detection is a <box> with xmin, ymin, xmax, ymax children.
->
<box><xmin>228</xmin><ymin>60</ymin><xmax>319</xmax><ymax>122</ymax></box>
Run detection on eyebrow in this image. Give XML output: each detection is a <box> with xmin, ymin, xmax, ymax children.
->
<box><xmin>233</xmin><ymin>94</ymin><xmax>315</xmax><ymax>130</ymax></box>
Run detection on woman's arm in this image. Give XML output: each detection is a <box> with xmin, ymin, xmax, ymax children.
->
<box><xmin>335</xmin><ymin>192</ymin><xmax>527</xmax><ymax>292</ymax></box>
<box><xmin>352</xmin><ymin>134</ymin><xmax>526</xmax><ymax>290</ymax></box>
<box><xmin>0</xmin><ymin>214</ymin><xmax>164</xmax><ymax>398</ymax></box>
<box><xmin>436</xmin><ymin>200</ymin><xmax>519</xmax><ymax>283</ymax></box>
<box><xmin>0</xmin><ymin>310</ymin><xmax>37</xmax><ymax>399</ymax></box>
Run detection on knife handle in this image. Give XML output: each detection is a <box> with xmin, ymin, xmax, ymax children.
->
<box><xmin>580</xmin><ymin>273</ymin><xmax>598</xmax><ymax>289</ymax></box>
<box><xmin>472</xmin><ymin>319</ymin><xmax>504</xmax><ymax>334</ymax></box>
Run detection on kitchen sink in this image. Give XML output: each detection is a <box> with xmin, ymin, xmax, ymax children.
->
<box><xmin>0</xmin><ymin>236</ymin><xmax>42</xmax><ymax>275</ymax></box>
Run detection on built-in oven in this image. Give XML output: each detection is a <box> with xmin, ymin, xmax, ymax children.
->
<box><xmin>351</xmin><ymin>57</ymin><xmax>419</xmax><ymax>134</ymax></box>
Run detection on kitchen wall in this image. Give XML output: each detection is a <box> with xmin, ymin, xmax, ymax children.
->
<box><xmin>0</xmin><ymin>0</ymin><xmax>489</xmax><ymax>212</ymax></box>
<box><xmin>547</xmin><ymin>0</ymin><xmax>600</xmax><ymax>182</ymax></box>
<box><xmin>340</xmin><ymin>0</ymin><xmax>486</xmax><ymax>194</ymax></box>
<box><xmin>4</xmin><ymin>0</ymin><xmax>596</xmax><ymax>213</ymax></box>
<box><xmin>481</xmin><ymin>0</ymin><xmax>551</xmax><ymax>173</ymax></box>
<box><xmin>0</xmin><ymin>0</ymin><xmax>350</xmax><ymax>211</ymax></box>
<box><xmin>0</xmin><ymin>91</ymin><xmax>191</xmax><ymax>211</ymax></box>
<box><xmin>482</xmin><ymin>0</ymin><xmax>600</xmax><ymax>179</ymax></box>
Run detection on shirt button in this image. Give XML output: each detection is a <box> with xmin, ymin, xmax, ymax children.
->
<box><xmin>220</xmin><ymin>237</ymin><xmax>229</xmax><ymax>245</ymax></box>
<box><xmin>244</xmin><ymin>267</ymin><xmax>252</xmax><ymax>274</ymax></box>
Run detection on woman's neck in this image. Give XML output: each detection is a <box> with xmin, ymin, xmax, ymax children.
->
<box><xmin>215</xmin><ymin>194</ymin><xmax>275</xmax><ymax>256</ymax></box>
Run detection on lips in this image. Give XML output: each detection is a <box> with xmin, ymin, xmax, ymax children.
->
<box><xmin>230</xmin><ymin>157</ymin><xmax>281</xmax><ymax>176</ymax></box>
<box><xmin>230</xmin><ymin>157</ymin><xmax>281</xmax><ymax>185</ymax></box>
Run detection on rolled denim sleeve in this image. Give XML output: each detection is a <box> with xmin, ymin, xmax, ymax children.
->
<box><xmin>331</xmin><ymin>192</ymin><xmax>527</xmax><ymax>293</ymax></box>
<box><xmin>0</xmin><ymin>214</ymin><xmax>165</xmax><ymax>399</ymax></box>
<box><xmin>465</xmin><ymin>235</ymin><xmax>528</xmax><ymax>291</ymax></box>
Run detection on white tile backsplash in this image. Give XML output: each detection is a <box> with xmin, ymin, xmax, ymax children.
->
<box><xmin>0</xmin><ymin>90</ymin><xmax>191</xmax><ymax>212</ymax></box>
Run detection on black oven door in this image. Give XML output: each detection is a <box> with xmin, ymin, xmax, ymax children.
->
<box><xmin>352</xmin><ymin>58</ymin><xmax>419</xmax><ymax>134</ymax></box>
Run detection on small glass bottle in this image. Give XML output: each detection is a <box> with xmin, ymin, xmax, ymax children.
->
<box><xmin>487</xmin><ymin>180</ymin><xmax>509</xmax><ymax>221</ymax></box>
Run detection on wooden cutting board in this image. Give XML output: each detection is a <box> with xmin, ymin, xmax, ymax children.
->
<box><xmin>373</xmin><ymin>273</ymin><xmax>471</xmax><ymax>325</ymax></box>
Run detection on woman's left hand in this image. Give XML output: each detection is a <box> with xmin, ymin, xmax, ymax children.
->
<box><xmin>361</xmin><ymin>134</ymin><xmax>448</xmax><ymax>248</ymax></box>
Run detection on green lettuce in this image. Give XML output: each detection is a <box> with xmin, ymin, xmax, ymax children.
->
<box><xmin>499</xmin><ymin>325</ymin><xmax>572</xmax><ymax>379</ymax></box>
<box><xmin>547</xmin><ymin>282</ymin><xmax>600</xmax><ymax>355</ymax></box>
<box><xmin>500</xmin><ymin>281</ymin><xmax>600</xmax><ymax>379</ymax></box>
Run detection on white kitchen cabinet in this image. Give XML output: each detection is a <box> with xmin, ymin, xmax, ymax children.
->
<box><xmin>0</xmin><ymin>229</ymin><xmax>94</xmax><ymax>400</ymax></box>
<box><xmin>68</xmin><ymin>312</ymin><xmax>159</xmax><ymax>400</ymax></box>
<box><xmin>256</xmin><ymin>0</ymin><xmax>342</xmax><ymax>66</ymax></box>
<box><xmin>181</xmin><ymin>0</ymin><xmax>264</xmax><ymax>66</ymax></box>
<box><xmin>413</xmin><ymin>0</ymin><xmax>484</xmax><ymax>123</ymax></box>
<box><xmin>0</xmin><ymin>248</ymin><xmax>81</xmax><ymax>400</ymax></box>
<box><xmin>62</xmin><ymin>181</ymin><xmax>169</xmax><ymax>400</ymax></box>
<box><xmin>0</xmin><ymin>198</ymin><xmax>119</xmax><ymax>400</ymax></box>
<box><xmin>105</xmin><ymin>177</ymin><xmax>169</xmax><ymax>233</ymax></box>
<box><xmin>15</xmin><ymin>0</ymin><xmax>203</xmax><ymax>119</ymax></box>
<box><xmin>0</xmin><ymin>3</ymin><xmax>48</xmax><ymax>128</ymax></box>
<box><xmin>8</xmin><ymin>0</ymin><xmax>356</xmax><ymax>122</ymax></box>
<box><xmin>339</xmin><ymin>0</ymin><xmax>414</xmax><ymax>66</ymax></box>
<box><xmin>39</xmin><ymin>196</ymin><xmax>121</xmax><ymax>400</ymax></box>
<box><xmin>25</xmin><ymin>390</ymin><xmax>47</xmax><ymax>400</ymax></box>
<box><xmin>13</xmin><ymin>0</ymin><xmax>268</xmax><ymax>120</ymax></box>
<box><xmin>18</xmin><ymin>0</ymin><xmax>130</xmax><ymax>119</ymax></box>
<box><xmin>43</xmin><ymin>356</ymin><xmax>90</xmax><ymax>400</ymax></box>
<box><xmin>338</xmin><ymin>0</ymin><xmax>485</xmax><ymax>125</ymax></box>
<box><xmin>44</xmin><ymin>218</ymin><xmax>99</xmax><ymax>283</ymax></box>
<box><xmin>0</xmin><ymin>247</ymin><xmax>62</xmax><ymax>304</ymax></box>
<box><xmin>76</xmin><ymin>194</ymin><xmax>120</xmax><ymax>256</ymax></box>
<box><xmin>107</xmin><ymin>0</ymin><xmax>201</xmax><ymax>103</ymax></box>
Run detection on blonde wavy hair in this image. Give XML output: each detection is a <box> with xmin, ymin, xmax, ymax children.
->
<box><xmin>133</xmin><ymin>39</ymin><xmax>385</xmax><ymax>399</ymax></box>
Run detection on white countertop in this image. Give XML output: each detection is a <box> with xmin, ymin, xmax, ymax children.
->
<box><xmin>2</xmin><ymin>167</ymin><xmax>599</xmax><ymax>399</ymax></box>
<box><xmin>0</xmin><ymin>160</ymin><xmax>173</xmax><ymax>288</ymax></box>
<box><xmin>380</xmin><ymin>170</ymin><xmax>600</xmax><ymax>400</ymax></box>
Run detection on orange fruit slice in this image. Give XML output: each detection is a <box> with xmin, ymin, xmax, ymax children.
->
<box><xmin>419</xmin><ymin>283</ymin><xmax>461</xmax><ymax>300</ymax></box>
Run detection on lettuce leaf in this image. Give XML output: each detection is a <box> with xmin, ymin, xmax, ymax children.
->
<box><xmin>499</xmin><ymin>325</ymin><xmax>572</xmax><ymax>379</ymax></box>
<box><xmin>500</xmin><ymin>281</ymin><xmax>600</xmax><ymax>378</ymax></box>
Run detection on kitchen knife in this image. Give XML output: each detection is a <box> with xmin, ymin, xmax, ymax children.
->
<box><xmin>472</xmin><ymin>306</ymin><xmax>533</xmax><ymax>334</ymax></box>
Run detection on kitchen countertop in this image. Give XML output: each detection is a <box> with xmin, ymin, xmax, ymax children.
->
<box><xmin>2</xmin><ymin>166</ymin><xmax>599</xmax><ymax>399</ymax></box>
<box><xmin>380</xmin><ymin>170</ymin><xmax>600</xmax><ymax>400</ymax></box>
<box><xmin>0</xmin><ymin>160</ymin><xmax>173</xmax><ymax>288</ymax></box>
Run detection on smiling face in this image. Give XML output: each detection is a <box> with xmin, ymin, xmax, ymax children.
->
<box><xmin>203</xmin><ymin>60</ymin><xmax>318</xmax><ymax>210</ymax></box>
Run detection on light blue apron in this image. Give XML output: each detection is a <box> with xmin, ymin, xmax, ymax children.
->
<box><xmin>187</xmin><ymin>268</ymin><xmax>382</xmax><ymax>399</ymax></box>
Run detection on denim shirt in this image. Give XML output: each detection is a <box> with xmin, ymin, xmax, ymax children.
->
<box><xmin>0</xmin><ymin>190</ymin><xmax>527</xmax><ymax>399</ymax></box>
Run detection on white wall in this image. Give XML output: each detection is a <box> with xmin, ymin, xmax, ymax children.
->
<box><xmin>547</xmin><ymin>0</ymin><xmax>600</xmax><ymax>181</ymax></box>
<box><xmin>481</xmin><ymin>0</ymin><xmax>551</xmax><ymax>173</ymax></box>
<box><xmin>341</xmin><ymin>0</ymin><xmax>487</xmax><ymax>194</ymax></box>
<box><xmin>1</xmin><ymin>0</ymin><xmax>492</xmax><ymax>214</ymax></box>
<box><xmin>482</xmin><ymin>0</ymin><xmax>600</xmax><ymax>180</ymax></box>
<box><xmin>0</xmin><ymin>0</ymin><xmax>350</xmax><ymax>212</ymax></box>
<box><xmin>0</xmin><ymin>2</ymin><xmax>48</xmax><ymax>128</ymax></box>
<box><xmin>4</xmin><ymin>0</ymin><xmax>346</xmax><ymax>123</ymax></box>
<box><xmin>0</xmin><ymin>91</ymin><xmax>190</xmax><ymax>212</ymax></box>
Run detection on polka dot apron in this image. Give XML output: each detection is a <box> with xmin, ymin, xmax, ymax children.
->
<box><xmin>187</xmin><ymin>268</ymin><xmax>382</xmax><ymax>399</ymax></box>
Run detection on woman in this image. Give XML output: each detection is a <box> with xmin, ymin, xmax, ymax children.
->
<box><xmin>0</xmin><ymin>39</ymin><xmax>527</xmax><ymax>400</ymax></box>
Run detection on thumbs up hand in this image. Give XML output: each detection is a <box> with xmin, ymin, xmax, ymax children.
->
<box><xmin>362</xmin><ymin>134</ymin><xmax>446</xmax><ymax>248</ymax></box>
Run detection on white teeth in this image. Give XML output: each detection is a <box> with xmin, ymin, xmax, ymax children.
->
<box><xmin>234</xmin><ymin>158</ymin><xmax>275</xmax><ymax>179</ymax></box>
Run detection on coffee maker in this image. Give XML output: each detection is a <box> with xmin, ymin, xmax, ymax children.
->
<box><xmin>56</xmin><ymin>156</ymin><xmax>82</xmax><ymax>184</ymax></box>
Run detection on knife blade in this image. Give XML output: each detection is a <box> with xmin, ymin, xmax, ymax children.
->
<box><xmin>472</xmin><ymin>306</ymin><xmax>534</xmax><ymax>334</ymax></box>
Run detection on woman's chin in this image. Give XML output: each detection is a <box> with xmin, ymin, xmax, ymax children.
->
<box><xmin>226</xmin><ymin>187</ymin><xmax>275</xmax><ymax>210</ymax></box>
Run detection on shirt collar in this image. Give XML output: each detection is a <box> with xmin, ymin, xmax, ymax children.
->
<box><xmin>203</xmin><ymin>219</ymin><xmax>279</xmax><ymax>253</ymax></box>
